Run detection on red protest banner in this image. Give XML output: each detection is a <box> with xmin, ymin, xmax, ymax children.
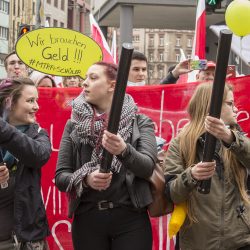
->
<box><xmin>38</xmin><ymin>76</ymin><xmax>250</xmax><ymax>249</ymax></box>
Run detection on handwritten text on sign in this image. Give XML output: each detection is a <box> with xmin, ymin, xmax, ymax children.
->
<box><xmin>15</xmin><ymin>28</ymin><xmax>103</xmax><ymax>78</ymax></box>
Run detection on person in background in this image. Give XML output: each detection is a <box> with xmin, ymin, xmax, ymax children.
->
<box><xmin>0</xmin><ymin>77</ymin><xmax>51</xmax><ymax>249</ymax></box>
<box><xmin>160</xmin><ymin>60</ymin><xmax>216</xmax><ymax>84</ymax></box>
<box><xmin>127</xmin><ymin>51</ymin><xmax>148</xmax><ymax>86</ymax></box>
<box><xmin>164</xmin><ymin>82</ymin><xmax>250</xmax><ymax>250</ymax></box>
<box><xmin>55</xmin><ymin>62</ymin><xmax>157</xmax><ymax>250</ymax></box>
<box><xmin>30</xmin><ymin>71</ymin><xmax>57</xmax><ymax>88</ymax></box>
<box><xmin>4</xmin><ymin>52</ymin><xmax>28</xmax><ymax>79</ymax></box>
<box><xmin>62</xmin><ymin>76</ymin><xmax>82</xmax><ymax>87</ymax></box>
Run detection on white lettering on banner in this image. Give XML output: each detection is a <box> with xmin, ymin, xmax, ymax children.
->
<box><xmin>50</xmin><ymin>124</ymin><xmax>59</xmax><ymax>152</ymax></box>
<box><xmin>52</xmin><ymin>220</ymin><xmax>72</xmax><ymax>250</ymax></box>
<box><xmin>41</xmin><ymin>179</ymin><xmax>62</xmax><ymax>215</ymax></box>
<box><xmin>176</xmin><ymin>119</ymin><xmax>189</xmax><ymax>135</ymax></box>
<box><xmin>237</xmin><ymin>111</ymin><xmax>250</xmax><ymax>136</ymax></box>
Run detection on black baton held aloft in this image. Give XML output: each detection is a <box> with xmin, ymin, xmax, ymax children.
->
<box><xmin>99</xmin><ymin>43</ymin><xmax>134</xmax><ymax>173</ymax></box>
<box><xmin>198</xmin><ymin>29</ymin><xmax>232</xmax><ymax>194</ymax></box>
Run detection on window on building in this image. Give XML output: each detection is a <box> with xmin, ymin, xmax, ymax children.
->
<box><xmin>187</xmin><ymin>38</ymin><xmax>192</xmax><ymax>47</ymax></box>
<box><xmin>61</xmin><ymin>0</ymin><xmax>65</xmax><ymax>10</ymax></box>
<box><xmin>176</xmin><ymin>54</ymin><xmax>180</xmax><ymax>62</ymax></box>
<box><xmin>187</xmin><ymin>54</ymin><xmax>191</xmax><ymax>59</ymax></box>
<box><xmin>22</xmin><ymin>0</ymin><xmax>24</xmax><ymax>11</ymax></box>
<box><xmin>0</xmin><ymin>58</ymin><xmax>4</xmax><ymax>66</ymax></box>
<box><xmin>12</xmin><ymin>20</ymin><xmax>15</xmax><ymax>41</ymax></box>
<box><xmin>17</xmin><ymin>0</ymin><xmax>20</xmax><ymax>17</ymax></box>
<box><xmin>133</xmin><ymin>35</ymin><xmax>140</xmax><ymax>42</ymax></box>
<box><xmin>47</xmin><ymin>0</ymin><xmax>51</xmax><ymax>3</ymax></box>
<box><xmin>149</xmin><ymin>53</ymin><xmax>153</xmax><ymax>62</ymax></box>
<box><xmin>149</xmin><ymin>36</ymin><xmax>154</xmax><ymax>46</ymax></box>
<box><xmin>0</xmin><ymin>26</ymin><xmax>9</xmax><ymax>39</ymax></box>
<box><xmin>0</xmin><ymin>0</ymin><xmax>10</xmax><ymax>14</ymax></box>
<box><xmin>46</xmin><ymin>17</ymin><xmax>51</xmax><ymax>26</ymax></box>
<box><xmin>13</xmin><ymin>1</ymin><xmax>15</xmax><ymax>15</ymax></box>
<box><xmin>149</xmin><ymin>69</ymin><xmax>153</xmax><ymax>79</ymax></box>
<box><xmin>32</xmin><ymin>1</ymin><xmax>35</xmax><ymax>15</ymax></box>
<box><xmin>60</xmin><ymin>22</ymin><xmax>64</xmax><ymax>28</ymax></box>
<box><xmin>159</xmin><ymin>36</ymin><xmax>164</xmax><ymax>46</ymax></box>
<box><xmin>159</xmin><ymin>69</ymin><xmax>163</xmax><ymax>79</ymax></box>
<box><xmin>53</xmin><ymin>19</ymin><xmax>58</xmax><ymax>27</ymax></box>
<box><xmin>159</xmin><ymin>52</ymin><xmax>164</xmax><ymax>62</ymax></box>
<box><xmin>54</xmin><ymin>0</ymin><xmax>58</xmax><ymax>8</ymax></box>
<box><xmin>176</xmin><ymin>38</ymin><xmax>181</xmax><ymax>46</ymax></box>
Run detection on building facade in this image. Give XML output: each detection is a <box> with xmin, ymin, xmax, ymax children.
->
<box><xmin>67</xmin><ymin>0</ymin><xmax>91</xmax><ymax>35</ymax></box>
<box><xmin>8</xmin><ymin>0</ymin><xmax>68</xmax><ymax>51</ymax></box>
<box><xmin>45</xmin><ymin>0</ymin><xmax>68</xmax><ymax>28</ymax></box>
<box><xmin>8</xmin><ymin>0</ymin><xmax>37</xmax><ymax>51</ymax></box>
<box><xmin>114</xmin><ymin>28</ymin><xmax>194</xmax><ymax>84</ymax></box>
<box><xmin>0</xmin><ymin>0</ymin><xmax>9</xmax><ymax>77</ymax></box>
<box><xmin>145</xmin><ymin>29</ymin><xmax>194</xmax><ymax>84</ymax></box>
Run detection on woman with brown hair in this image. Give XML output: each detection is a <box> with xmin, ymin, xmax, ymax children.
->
<box><xmin>0</xmin><ymin>78</ymin><xmax>51</xmax><ymax>249</ymax></box>
<box><xmin>55</xmin><ymin>62</ymin><xmax>157</xmax><ymax>250</ymax></box>
<box><xmin>164</xmin><ymin>82</ymin><xmax>250</xmax><ymax>250</ymax></box>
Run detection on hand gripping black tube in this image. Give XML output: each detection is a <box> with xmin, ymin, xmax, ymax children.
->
<box><xmin>99</xmin><ymin>43</ymin><xmax>134</xmax><ymax>173</ymax></box>
<box><xmin>198</xmin><ymin>29</ymin><xmax>232</xmax><ymax>194</ymax></box>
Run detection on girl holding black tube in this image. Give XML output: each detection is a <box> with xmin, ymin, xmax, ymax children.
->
<box><xmin>55</xmin><ymin>62</ymin><xmax>157</xmax><ymax>250</ymax></box>
<box><xmin>164</xmin><ymin>82</ymin><xmax>250</xmax><ymax>250</ymax></box>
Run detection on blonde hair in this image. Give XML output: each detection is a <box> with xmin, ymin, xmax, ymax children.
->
<box><xmin>178</xmin><ymin>82</ymin><xmax>249</xmax><ymax>221</ymax></box>
<box><xmin>62</xmin><ymin>76</ymin><xmax>82</xmax><ymax>87</ymax></box>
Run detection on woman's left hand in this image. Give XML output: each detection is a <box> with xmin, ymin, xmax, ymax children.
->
<box><xmin>102</xmin><ymin>130</ymin><xmax>126</xmax><ymax>155</ymax></box>
<box><xmin>205</xmin><ymin>116</ymin><xmax>234</xmax><ymax>144</ymax></box>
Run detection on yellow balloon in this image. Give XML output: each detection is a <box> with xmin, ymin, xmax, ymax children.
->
<box><xmin>168</xmin><ymin>202</ymin><xmax>187</xmax><ymax>239</ymax></box>
<box><xmin>225</xmin><ymin>0</ymin><xmax>250</xmax><ymax>37</ymax></box>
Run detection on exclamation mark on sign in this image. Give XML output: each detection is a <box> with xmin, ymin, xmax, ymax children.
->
<box><xmin>74</xmin><ymin>49</ymin><xmax>83</xmax><ymax>63</ymax></box>
<box><xmin>74</xmin><ymin>49</ymin><xmax>77</xmax><ymax>63</ymax></box>
<box><xmin>79</xmin><ymin>50</ymin><xmax>83</xmax><ymax>62</ymax></box>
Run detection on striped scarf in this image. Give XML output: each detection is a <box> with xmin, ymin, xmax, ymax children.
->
<box><xmin>67</xmin><ymin>92</ymin><xmax>137</xmax><ymax>197</ymax></box>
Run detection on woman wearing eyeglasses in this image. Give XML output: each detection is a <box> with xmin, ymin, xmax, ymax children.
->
<box><xmin>0</xmin><ymin>78</ymin><xmax>51</xmax><ymax>249</ymax></box>
<box><xmin>164</xmin><ymin>82</ymin><xmax>250</xmax><ymax>250</ymax></box>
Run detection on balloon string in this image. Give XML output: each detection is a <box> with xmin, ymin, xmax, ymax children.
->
<box><xmin>240</xmin><ymin>36</ymin><xmax>243</xmax><ymax>75</ymax></box>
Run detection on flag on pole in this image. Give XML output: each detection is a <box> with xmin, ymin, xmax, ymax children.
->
<box><xmin>192</xmin><ymin>0</ymin><xmax>206</xmax><ymax>59</ymax></box>
<box><xmin>89</xmin><ymin>13</ymin><xmax>114</xmax><ymax>63</ymax></box>
<box><xmin>188</xmin><ymin>0</ymin><xmax>206</xmax><ymax>82</ymax></box>
<box><xmin>111</xmin><ymin>30</ymin><xmax>118</xmax><ymax>64</ymax></box>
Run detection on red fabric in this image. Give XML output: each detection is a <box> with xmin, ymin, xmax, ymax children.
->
<box><xmin>177</xmin><ymin>73</ymin><xmax>188</xmax><ymax>84</ymax></box>
<box><xmin>38</xmin><ymin>76</ymin><xmax>250</xmax><ymax>249</ymax></box>
<box><xmin>91</xmin><ymin>25</ymin><xmax>114</xmax><ymax>63</ymax></box>
<box><xmin>195</xmin><ymin>10</ymin><xmax>206</xmax><ymax>59</ymax></box>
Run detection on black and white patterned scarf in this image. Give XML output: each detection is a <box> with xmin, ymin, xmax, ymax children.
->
<box><xmin>67</xmin><ymin>92</ymin><xmax>137</xmax><ymax>196</ymax></box>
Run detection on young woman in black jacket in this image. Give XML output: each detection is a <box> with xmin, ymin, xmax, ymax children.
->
<box><xmin>0</xmin><ymin>78</ymin><xmax>51</xmax><ymax>250</ymax></box>
<box><xmin>55</xmin><ymin>62</ymin><xmax>157</xmax><ymax>250</ymax></box>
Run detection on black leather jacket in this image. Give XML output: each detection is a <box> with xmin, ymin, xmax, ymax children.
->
<box><xmin>55</xmin><ymin>114</ymin><xmax>158</xmax><ymax>217</ymax></box>
<box><xmin>0</xmin><ymin>118</ymin><xmax>51</xmax><ymax>242</ymax></box>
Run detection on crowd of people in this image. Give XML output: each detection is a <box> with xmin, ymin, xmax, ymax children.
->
<box><xmin>0</xmin><ymin>49</ymin><xmax>250</xmax><ymax>250</ymax></box>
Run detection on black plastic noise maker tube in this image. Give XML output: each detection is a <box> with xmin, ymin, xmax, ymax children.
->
<box><xmin>100</xmin><ymin>43</ymin><xmax>134</xmax><ymax>173</ymax></box>
<box><xmin>198</xmin><ymin>29</ymin><xmax>232</xmax><ymax>194</ymax></box>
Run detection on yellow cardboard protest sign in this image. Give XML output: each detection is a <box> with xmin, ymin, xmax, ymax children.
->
<box><xmin>15</xmin><ymin>28</ymin><xmax>103</xmax><ymax>78</ymax></box>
